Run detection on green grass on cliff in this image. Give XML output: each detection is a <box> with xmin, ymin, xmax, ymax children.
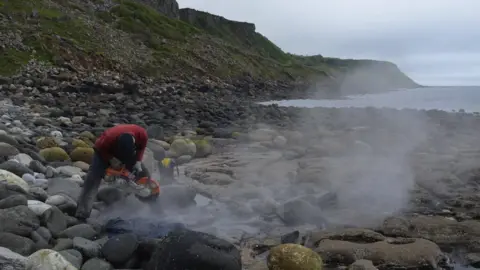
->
<box><xmin>109</xmin><ymin>1</ymin><xmax>199</xmax><ymax>44</ymax></box>
<box><xmin>0</xmin><ymin>0</ymin><xmax>412</xmax><ymax>84</ymax></box>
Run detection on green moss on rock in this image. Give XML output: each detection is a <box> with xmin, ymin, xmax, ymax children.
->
<box><xmin>36</xmin><ymin>137</ymin><xmax>59</xmax><ymax>149</ymax></box>
<box><xmin>268</xmin><ymin>244</ymin><xmax>323</xmax><ymax>270</ymax></box>
<box><xmin>71</xmin><ymin>138</ymin><xmax>90</xmax><ymax>148</ymax></box>
<box><xmin>70</xmin><ymin>147</ymin><xmax>94</xmax><ymax>164</ymax></box>
<box><xmin>39</xmin><ymin>147</ymin><xmax>70</xmax><ymax>162</ymax></box>
<box><xmin>193</xmin><ymin>139</ymin><xmax>212</xmax><ymax>158</ymax></box>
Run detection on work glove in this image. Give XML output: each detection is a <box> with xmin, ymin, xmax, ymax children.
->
<box><xmin>132</xmin><ymin>161</ymin><xmax>143</xmax><ymax>175</ymax></box>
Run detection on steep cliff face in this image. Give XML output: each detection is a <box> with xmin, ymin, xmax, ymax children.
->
<box><xmin>179</xmin><ymin>8</ymin><xmax>291</xmax><ymax>63</ymax></box>
<box><xmin>179</xmin><ymin>8</ymin><xmax>256</xmax><ymax>38</ymax></box>
<box><xmin>135</xmin><ymin>0</ymin><xmax>179</xmax><ymax>18</ymax></box>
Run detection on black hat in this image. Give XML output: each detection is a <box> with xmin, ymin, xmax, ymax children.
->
<box><xmin>116</xmin><ymin>133</ymin><xmax>136</xmax><ymax>168</ymax></box>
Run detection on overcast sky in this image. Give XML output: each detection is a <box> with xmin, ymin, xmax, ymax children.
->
<box><xmin>177</xmin><ymin>0</ymin><xmax>480</xmax><ymax>86</ymax></box>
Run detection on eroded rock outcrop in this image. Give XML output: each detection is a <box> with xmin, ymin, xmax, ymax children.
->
<box><xmin>135</xmin><ymin>0</ymin><xmax>179</xmax><ymax>18</ymax></box>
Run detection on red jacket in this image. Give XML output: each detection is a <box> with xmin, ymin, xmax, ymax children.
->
<box><xmin>94</xmin><ymin>124</ymin><xmax>148</xmax><ymax>162</ymax></box>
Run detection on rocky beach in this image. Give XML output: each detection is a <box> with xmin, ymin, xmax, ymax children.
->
<box><xmin>1</xmin><ymin>64</ymin><xmax>480</xmax><ymax>270</ymax></box>
<box><xmin>1</xmin><ymin>0</ymin><xmax>479</xmax><ymax>270</ymax></box>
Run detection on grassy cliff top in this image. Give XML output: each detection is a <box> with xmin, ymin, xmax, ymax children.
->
<box><xmin>0</xmin><ymin>0</ymin><xmax>417</xmax><ymax>87</ymax></box>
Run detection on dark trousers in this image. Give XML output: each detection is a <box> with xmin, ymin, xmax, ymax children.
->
<box><xmin>75</xmin><ymin>152</ymin><xmax>150</xmax><ymax>220</ymax></box>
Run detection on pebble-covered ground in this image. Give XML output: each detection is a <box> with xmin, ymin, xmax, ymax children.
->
<box><xmin>1</xmin><ymin>65</ymin><xmax>480</xmax><ymax>269</ymax></box>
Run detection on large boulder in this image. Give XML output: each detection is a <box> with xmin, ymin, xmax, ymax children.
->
<box><xmin>0</xmin><ymin>160</ymin><xmax>34</xmax><ymax>177</ymax></box>
<box><xmin>41</xmin><ymin>206</ymin><xmax>68</xmax><ymax>237</ymax></box>
<box><xmin>0</xmin><ymin>232</ymin><xmax>35</xmax><ymax>256</ymax></box>
<box><xmin>0</xmin><ymin>169</ymin><xmax>29</xmax><ymax>191</ymax></box>
<box><xmin>276</xmin><ymin>197</ymin><xmax>328</xmax><ymax>226</ymax></box>
<box><xmin>0</xmin><ymin>131</ymin><xmax>19</xmax><ymax>146</ymax></box>
<box><xmin>26</xmin><ymin>249</ymin><xmax>77</xmax><ymax>269</ymax></box>
<box><xmin>170</xmin><ymin>138</ymin><xmax>196</xmax><ymax>157</ymax></box>
<box><xmin>268</xmin><ymin>244</ymin><xmax>323</xmax><ymax>270</ymax></box>
<box><xmin>0</xmin><ymin>205</ymin><xmax>40</xmax><ymax>237</ymax></box>
<box><xmin>145</xmin><ymin>228</ymin><xmax>241</xmax><ymax>270</ymax></box>
<box><xmin>380</xmin><ymin>215</ymin><xmax>480</xmax><ymax>250</ymax></box>
<box><xmin>0</xmin><ymin>142</ymin><xmax>19</xmax><ymax>157</ymax></box>
<box><xmin>69</xmin><ymin>147</ymin><xmax>94</xmax><ymax>164</ymax></box>
<box><xmin>0</xmin><ymin>194</ymin><xmax>27</xmax><ymax>209</ymax></box>
<box><xmin>39</xmin><ymin>147</ymin><xmax>70</xmax><ymax>162</ymax></box>
<box><xmin>0</xmin><ymin>182</ymin><xmax>29</xmax><ymax>200</ymax></box>
<box><xmin>47</xmin><ymin>178</ymin><xmax>81</xmax><ymax>201</ymax></box>
<box><xmin>314</xmin><ymin>237</ymin><xmax>448</xmax><ymax>269</ymax></box>
<box><xmin>194</xmin><ymin>139</ymin><xmax>213</xmax><ymax>158</ymax></box>
<box><xmin>101</xmin><ymin>233</ymin><xmax>138</xmax><ymax>265</ymax></box>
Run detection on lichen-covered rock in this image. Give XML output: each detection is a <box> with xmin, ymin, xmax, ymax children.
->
<box><xmin>39</xmin><ymin>147</ymin><xmax>70</xmax><ymax>162</ymax></box>
<box><xmin>79</xmin><ymin>131</ymin><xmax>95</xmax><ymax>141</ymax></box>
<box><xmin>26</xmin><ymin>249</ymin><xmax>77</xmax><ymax>270</ymax></box>
<box><xmin>71</xmin><ymin>139</ymin><xmax>90</xmax><ymax>148</ymax></box>
<box><xmin>69</xmin><ymin>147</ymin><xmax>94</xmax><ymax>164</ymax></box>
<box><xmin>170</xmin><ymin>138</ymin><xmax>196</xmax><ymax>157</ymax></box>
<box><xmin>0</xmin><ymin>169</ymin><xmax>30</xmax><ymax>191</ymax></box>
<box><xmin>36</xmin><ymin>137</ymin><xmax>59</xmax><ymax>150</ymax></box>
<box><xmin>268</xmin><ymin>244</ymin><xmax>323</xmax><ymax>270</ymax></box>
<box><xmin>194</xmin><ymin>139</ymin><xmax>213</xmax><ymax>158</ymax></box>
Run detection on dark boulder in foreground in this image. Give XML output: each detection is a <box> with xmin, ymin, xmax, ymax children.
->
<box><xmin>145</xmin><ymin>228</ymin><xmax>242</xmax><ymax>270</ymax></box>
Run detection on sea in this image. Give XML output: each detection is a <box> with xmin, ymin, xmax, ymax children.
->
<box><xmin>260</xmin><ymin>86</ymin><xmax>480</xmax><ymax>113</ymax></box>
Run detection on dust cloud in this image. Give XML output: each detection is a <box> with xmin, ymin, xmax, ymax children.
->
<box><xmin>95</xmin><ymin>65</ymin><xmax>435</xmax><ymax>239</ymax></box>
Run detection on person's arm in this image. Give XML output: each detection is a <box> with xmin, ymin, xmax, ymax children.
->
<box><xmin>135</xmin><ymin>128</ymin><xmax>148</xmax><ymax>161</ymax></box>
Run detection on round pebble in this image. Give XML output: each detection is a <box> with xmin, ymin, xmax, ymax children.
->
<box><xmin>22</xmin><ymin>173</ymin><xmax>36</xmax><ymax>184</ymax></box>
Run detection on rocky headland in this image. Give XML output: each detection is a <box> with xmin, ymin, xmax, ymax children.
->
<box><xmin>0</xmin><ymin>0</ymin><xmax>476</xmax><ymax>270</ymax></box>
